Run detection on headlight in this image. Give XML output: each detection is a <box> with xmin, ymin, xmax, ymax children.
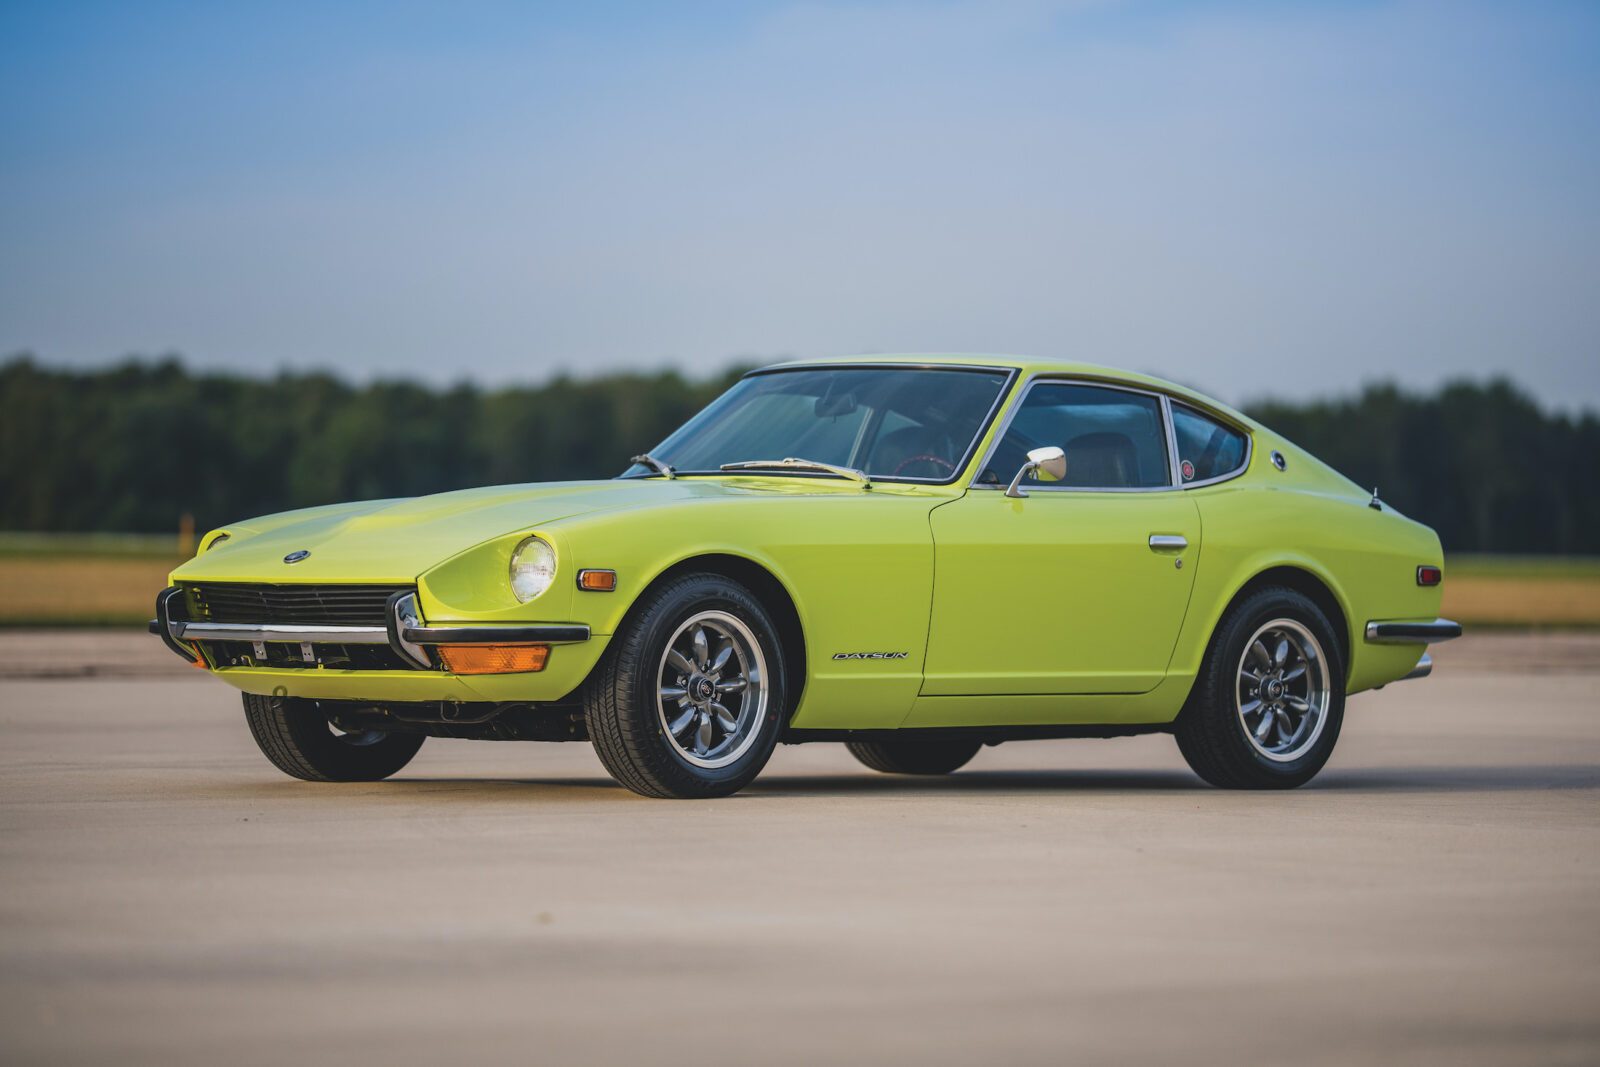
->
<box><xmin>509</xmin><ymin>536</ymin><xmax>557</xmax><ymax>602</ymax></box>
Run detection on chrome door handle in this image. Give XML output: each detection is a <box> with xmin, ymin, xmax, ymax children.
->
<box><xmin>1149</xmin><ymin>535</ymin><xmax>1188</xmax><ymax>550</ymax></box>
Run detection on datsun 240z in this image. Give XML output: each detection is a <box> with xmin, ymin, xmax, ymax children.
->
<box><xmin>153</xmin><ymin>356</ymin><xmax>1461</xmax><ymax>798</ymax></box>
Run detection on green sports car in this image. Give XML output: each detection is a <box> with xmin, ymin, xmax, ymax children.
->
<box><xmin>153</xmin><ymin>355</ymin><xmax>1460</xmax><ymax>798</ymax></box>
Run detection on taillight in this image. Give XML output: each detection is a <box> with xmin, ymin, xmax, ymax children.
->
<box><xmin>1417</xmin><ymin>566</ymin><xmax>1442</xmax><ymax>587</ymax></box>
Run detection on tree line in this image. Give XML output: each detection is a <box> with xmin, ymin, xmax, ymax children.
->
<box><xmin>1</xmin><ymin>355</ymin><xmax>1594</xmax><ymax>554</ymax></box>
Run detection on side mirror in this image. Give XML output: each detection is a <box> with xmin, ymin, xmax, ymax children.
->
<box><xmin>1004</xmin><ymin>446</ymin><xmax>1067</xmax><ymax>499</ymax></box>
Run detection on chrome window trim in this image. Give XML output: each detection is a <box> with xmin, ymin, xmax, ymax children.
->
<box><xmin>968</xmin><ymin>376</ymin><xmax>1180</xmax><ymax>494</ymax></box>
<box><xmin>658</xmin><ymin>363</ymin><xmax>1021</xmax><ymax>487</ymax></box>
<box><xmin>1167</xmin><ymin>398</ymin><xmax>1255</xmax><ymax>490</ymax></box>
<box><xmin>1160</xmin><ymin>395</ymin><xmax>1182</xmax><ymax>487</ymax></box>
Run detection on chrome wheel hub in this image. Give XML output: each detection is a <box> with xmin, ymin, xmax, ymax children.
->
<box><xmin>1235</xmin><ymin>618</ymin><xmax>1331</xmax><ymax>763</ymax></box>
<box><xmin>656</xmin><ymin>610</ymin><xmax>768</xmax><ymax>769</ymax></box>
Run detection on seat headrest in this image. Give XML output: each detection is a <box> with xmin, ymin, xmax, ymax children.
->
<box><xmin>1062</xmin><ymin>431</ymin><xmax>1139</xmax><ymax>488</ymax></box>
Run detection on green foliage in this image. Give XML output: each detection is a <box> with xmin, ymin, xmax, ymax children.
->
<box><xmin>1</xmin><ymin>355</ymin><xmax>1592</xmax><ymax>553</ymax></box>
<box><xmin>0</xmin><ymin>355</ymin><xmax>745</xmax><ymax>536</ymax></box>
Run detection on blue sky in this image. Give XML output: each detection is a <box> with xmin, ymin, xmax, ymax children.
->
<box><xmin>2</xmin><ymin>0</ymin><xmax>1597</xmax><ymax>410</ymax></box>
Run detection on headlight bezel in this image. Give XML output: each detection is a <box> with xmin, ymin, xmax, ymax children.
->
<box><xmin>509</xmin><ymin>535</ymin><xmax>558</xmax><ymax>603</ymax></box>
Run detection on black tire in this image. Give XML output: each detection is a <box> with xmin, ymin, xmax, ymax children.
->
<box><xmin>243</xmin><ymin>693</ymin><xmax>425</xmax><ymax>782</ymax></box>
<box><xmin>585</xmin><ymin>573</ymin><xmax>787</xmax><ymax>799</ymax></box>
<box><xmin>845</xmin><ymin>737</ymin><xmax>982</xmax><ymax>775</ymax></box>
<box><xmin>1174</xmin><ymin>586</ymin><xmax>1346</xmax><ymax>789</ymax></box>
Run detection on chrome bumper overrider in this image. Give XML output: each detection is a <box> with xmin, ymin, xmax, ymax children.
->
<box><xmin>1364</xmin><ymin>618</ymin><xmax>1463</xmax><ymax>643</ymax></box>
<box><xmin>150</xmin><ymin>585</ymin><xmax>589</xmax><ymax>669</ymax></box>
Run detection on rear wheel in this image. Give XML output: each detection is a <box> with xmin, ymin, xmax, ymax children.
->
<box><xmin>1174</xmin><ymin>587</ymin><xmax>1345</xmax><ymax>789</ymax></box>
<box><xmin>846</xmin><ymin>737</ymin><xmax>982</xmax><ymax>775</ymax></box>
<box><xmin>243</xmin><ymin>693</ymin><xmax>425</xmax><ymax>782</ymax></box>
<box><xmin>585</xmin><ymin>573</ymin><xmax>787</xmax><ymax>799</ymax></box>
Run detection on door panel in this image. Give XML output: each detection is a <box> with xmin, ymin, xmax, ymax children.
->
<box><xmin>920</xmin><ymin>490</ymin><xmax>1201</xmax><ymax>696</ymax></box>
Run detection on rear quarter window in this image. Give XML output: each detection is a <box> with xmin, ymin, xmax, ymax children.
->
<box><xmin>1171</xmin><ymin>403</ymin><xmax>1249</xmax><ymax>483</ymax></box>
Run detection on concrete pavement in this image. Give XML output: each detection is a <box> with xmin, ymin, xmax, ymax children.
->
<box><xmin>1</xmin><ymin>633</ymin><xmax>1596</xmax><ymax>1065</ymax></box>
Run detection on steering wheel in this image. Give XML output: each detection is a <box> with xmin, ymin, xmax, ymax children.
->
<box><xmin>893</xmin><ymin>454</ymin><xmax>957</xmax><ymax>477</ymax></box>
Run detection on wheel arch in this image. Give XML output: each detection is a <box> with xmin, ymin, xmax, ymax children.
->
<box><xmin>606</xmin><ymin>552</ymin><xmax>809</xmax><ymax>723</ymax></box>
<box><xmin>1211</xmin><ymin>564</ymin><xmax>1353</xmax><ymax>681</ymax></box>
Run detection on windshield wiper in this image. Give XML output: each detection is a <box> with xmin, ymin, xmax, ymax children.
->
<box><xmin>629</xmin><ymin>453</ymin><xmax>676</xmax><ymax>479</ymax></box>
<box><xmin>719</xmin><ymin>458</ymin><xmax>871</xmax><ymax>485</ymax></box>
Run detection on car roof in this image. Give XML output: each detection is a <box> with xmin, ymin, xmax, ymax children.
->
<box><xmin>758</xmin><ymin>353</ymin><xmax>1259</xmax><ymax>432</ymax></box>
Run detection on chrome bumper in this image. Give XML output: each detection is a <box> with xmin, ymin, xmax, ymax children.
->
<box><xmin>150</xmin><ymin>586</ymin><xmax>589</xmax><ymax>669</ymax></box>
<box><xmin>1364</xmin><ymin>618</ymin><xmax>1457</xmax><ymax>687</ymax></box>
<box><xmin>162</xmin><ymin>620</ymin><xmax>590</xmax><ymax>645</ymax></box>
<box><xmin>1364</xmin><ymin>618</ymin><xmax>1463</xmax><ymax>643</ymax></box>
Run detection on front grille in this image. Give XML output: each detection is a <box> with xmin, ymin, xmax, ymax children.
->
<box><xmin>202</xmin><ymin>640</ymin><xmax>418</xmax><ymax>672</ymax></box>
<box><xmin>182</xmin><ymin>582</ymin><xmax>411</xmax><ymax>626</ymax></box>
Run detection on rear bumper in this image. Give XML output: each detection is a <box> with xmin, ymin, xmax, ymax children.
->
<box><xmin>1362</xmin><ymin>618</ymin><xmax>1458</xmax><ymax>688</ymax></box>
<box><xmin>1364</xmin><ymin>618</ymin><xmax>1463</xmax><ymax>643</ymax></box>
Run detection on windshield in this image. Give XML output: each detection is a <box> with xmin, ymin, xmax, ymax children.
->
<box><xmin>624</xmin><ymin>366</ymin><xmax>1013</xmax><ymax>483</ymax></box>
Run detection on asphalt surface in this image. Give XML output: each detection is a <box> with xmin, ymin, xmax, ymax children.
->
<box><xmin>1</xmin><ymin>632</ymin><xmax>1597</xmax><ymax>1066</ymax></box>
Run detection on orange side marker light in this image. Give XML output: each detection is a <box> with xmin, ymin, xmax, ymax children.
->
<box><xmin>577</xmin><ymin>569</ymin><xmax>617</xmax><ymax>591</ymax></box>
<box><xmin>437</xmin><ymin>644</ymin><xmax>550</xmax><ymax>674</ymax></box>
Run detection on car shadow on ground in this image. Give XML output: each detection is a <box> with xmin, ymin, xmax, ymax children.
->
<box><xmin>746</xmin><ymin>763</ymin><xmax>1600</xmax><ymax>797</ymax></box>
<box><xmin>199</xmin><ymin>762</ymin><xmax>1600</xmax><ymax>803</ymax></box>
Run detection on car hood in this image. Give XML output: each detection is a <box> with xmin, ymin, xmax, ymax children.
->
<box><xmin>172</xmin><ymin>479</ymin><xmax>707</xmax><ymax>584</ymax></box>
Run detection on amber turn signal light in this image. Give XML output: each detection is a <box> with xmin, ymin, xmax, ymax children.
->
<box><xmin>577</xmin><ymin>569</ymin><xmax>617</xmax><ymax>591</ymax></box>
<box><xmin>1417</xmin><ymin>565</ymin><xmax>1442</xmax><ymax>587</ymax></box>
<box><xmin>437</xmin><ymin>644</ymin><xmax>550</xmax><ymax>674</ymax></box>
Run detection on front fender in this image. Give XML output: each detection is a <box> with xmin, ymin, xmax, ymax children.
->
<box><xmin>539</xmin><ymin>491</ymin><xmax>946</xmax><ymax>730</ymax></box>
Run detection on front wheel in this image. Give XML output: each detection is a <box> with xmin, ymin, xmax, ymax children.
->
<box><xmin>243</xmin><ymin>693</ymin><xmax>425</xmax><ymax>782</ymax></box>
<box><xmin>1174</xmin><ymin>587</ymin><xmax>1345</xmax><ymax>789</ymax></box>
<box><xmin>585</xmin><ymin>573</ymin><xmax>787</xmax><ymax>799</ymax></box>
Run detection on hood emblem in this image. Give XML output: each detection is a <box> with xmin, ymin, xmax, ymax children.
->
<box><xmin>283</xmin><ymin>550</ymin><xmax>311</xmax><ymax>564</ymax></box>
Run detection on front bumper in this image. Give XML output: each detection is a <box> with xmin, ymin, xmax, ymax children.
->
<box><xmin>153</xmin><ymin>587</ymin><xmax>588</xmax><ymax>659</ymax></box>
<box><xmin>150</xmin><ymin>586</ymin><xmax>601</xmax><ymax>702</ymax></box>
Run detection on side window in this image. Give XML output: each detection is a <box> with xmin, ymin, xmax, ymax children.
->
<box><xmin>1171</xmin><ymin>403</ymin><xmax>1248</xmax><ymax>483</ymax></box>
<box><xmin>983</xmin><ymin>383</ymin><xmax>1171</xmax><ymax>489</ymax></box>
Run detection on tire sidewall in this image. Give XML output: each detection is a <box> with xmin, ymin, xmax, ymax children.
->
<box><xmin>617</xmin><ymin>575</ymin><xmax>787</xmax><ymax>791</ymax></box>
<box><xmin>1208</xmin><ymin>589</ymin><xmax>1346</xmax><ymax>785</ymax></box>
<box><xmin>243</xmin><ymin>693</ymin><xmax>424</xmax><ymax>782</ymax></box>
